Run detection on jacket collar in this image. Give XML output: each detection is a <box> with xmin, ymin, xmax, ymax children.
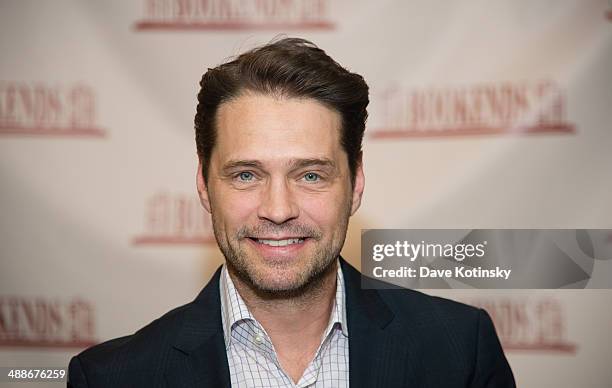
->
<box><xmin>340</xmin><ymin>258</ymin><xmax>420</xmax><ymax>388</ymax></box>
<box><xmin>167</xmin><ymin>267</ymin><xmax>231</xmax><ymax>387</ymax></box>
<box><xmin>339</xmin><ymin>257</ymin><xmax>395</xmax><ymax>330</ymax></box>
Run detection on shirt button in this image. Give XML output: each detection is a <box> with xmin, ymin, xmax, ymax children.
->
<box><xmin>254</xmin><ymin>333</ymin><xmax>263</xmax><ymax>344</ymax></box>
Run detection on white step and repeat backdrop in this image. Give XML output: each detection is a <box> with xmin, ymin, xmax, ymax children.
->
<box><xmin>1</xmin><ymin>1</ymin><xmax>611</xmax><ymax>387</ymax></box>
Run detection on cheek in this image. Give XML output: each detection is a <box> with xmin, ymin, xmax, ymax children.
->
<box><xmin>212</xmin><ymin>189</ymin><xmax>259</xmax><ymax>227</ymax></box>
<box><xmin>300</xmin><ymin>192</ymin><xmax>348</xmax><ymax>229</ymax></box>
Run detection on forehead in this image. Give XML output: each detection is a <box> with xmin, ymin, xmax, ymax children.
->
<box><xmin>213</xmin><ymin>93</ymin><xmax>343</xmax><ymax>165</ymax></box>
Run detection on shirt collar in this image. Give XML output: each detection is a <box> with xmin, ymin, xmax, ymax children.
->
<box><xmin>219</xmin><ymin>260</ymin><xmax>349</xmax><ymax>349</ymax></box>
<box><xmin>219</xmin><ymin>264</ymin><xmax>254</xmax><ymax>348</ymax></box>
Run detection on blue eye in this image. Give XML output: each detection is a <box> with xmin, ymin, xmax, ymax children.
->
<box><xmin>238</xmin><ymin>172</ymin><xmax>254</xmax><ymax>181</ymax></box>
<box><xmin>304</xmin><ymin>172</ymin><xmax>320</xmax><ymax>182</ymax></box>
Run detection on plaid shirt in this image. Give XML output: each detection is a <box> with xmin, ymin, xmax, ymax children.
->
<box><xmin>219</xmin><ymin>262</ymin><xmax>350</xmax><ymax>388</ymax></box>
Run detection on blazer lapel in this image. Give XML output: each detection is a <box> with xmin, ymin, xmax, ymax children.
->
<box><xmin>165</xmin><ymin>267</ymin><xmax>231</xmax><ymax>388</ymax></box>
<box><xmin>341</xmin><ymin>258</ymin><xmax>414</xmax><ymax>388</ymax></box>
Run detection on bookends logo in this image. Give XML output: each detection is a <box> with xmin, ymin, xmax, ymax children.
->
<box><xmin>0</xmin><ymin>297</ymin><xmax>97</xmax><ymax>349</ymax></box>
<box><xmin>134</xmin><ymin>0</ymin><xmax>334</xmax><ymax>31</ymax></box>
<box><xmin>371</xmin><ymin>80</ymin><xmax>574</xmax><ymax>139</ymax></box>
<box><xmin>0</xmin><ymin>82</ymin><xmax>105</xmax><ymax>138</ymax></box>
<box><xmin>465</xmin><ymin>297</ymin><xmax>576</xmax><ymax>354</ymax></box>
<box><xmin>132</xmin><ymin>191</ymin><xmax>216</xmax><ymax>245</ymax></box>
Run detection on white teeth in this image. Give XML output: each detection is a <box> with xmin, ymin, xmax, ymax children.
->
<box><xmin>256</xmin><ymin>238</ymin><xmax>304</xmax><ymax>247</ymax></box>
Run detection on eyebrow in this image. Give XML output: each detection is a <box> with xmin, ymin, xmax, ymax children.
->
<box><xmin>221</xmin><ymin>158</ymin><xmax>337</xmax><ymax>173</ymax></box>
<box><xmin>222</xmin><ymin>160</ymin><xmax>263</xmax><ymax>172</ymax></box>
<box><xmin>290</xmin><ymin>158</ymin><xmax>337</xmax><ymax>170</ymax></box>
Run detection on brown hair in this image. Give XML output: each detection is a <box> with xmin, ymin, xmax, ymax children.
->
<box><xmin>194</xmin><ymin>37</ymin><xmax>369</xmax><ymax>186</ymax></box>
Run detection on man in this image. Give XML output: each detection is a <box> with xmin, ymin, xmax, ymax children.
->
<box><xmin>68</xmin><ymin>38</ymin><xmax>515</xmax><ymax>387</ymax></box>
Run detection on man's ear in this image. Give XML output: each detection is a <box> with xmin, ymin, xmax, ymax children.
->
<box><xmin>196</xmin><ymin>159</ymin><xmax>211</xmax><ymax>214</ymax></box>
<box><xmin>350</xmin><ymin>152</ymin><xmax>365</xmax><ymax>216</ymax></box>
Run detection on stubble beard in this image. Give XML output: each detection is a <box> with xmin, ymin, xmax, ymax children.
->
<box><xmin>211</xmin><ymin>210</ymin><xmax>351</xmax><ymax>301</ymax></box>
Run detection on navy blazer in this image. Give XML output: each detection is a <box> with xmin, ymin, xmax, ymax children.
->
<box><xmin>68</xmin><ymin>258</ymin><xmax>515</xmax><ymax>387</ymax></box>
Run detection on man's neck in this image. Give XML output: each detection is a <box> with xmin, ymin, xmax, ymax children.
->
<box><xmin>227</xmin><ymin>260</ymin><xmax>339</xmax><ymax>383</ymax></box>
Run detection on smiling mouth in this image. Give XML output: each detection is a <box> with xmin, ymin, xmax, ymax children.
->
<box><xmin>248</xmin><ymin>237</ymin><xmax>307</xmax><ymax>247</ymax></box>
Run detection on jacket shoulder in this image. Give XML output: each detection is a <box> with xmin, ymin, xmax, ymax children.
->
<box><xmin>381</xmin><ymin>287</ymin><xmax>482</xmax><ymax>323</ymax></box>
<box><xmin>75</xmin><ymin>300</ymin><xmax>195</xmax><ymax>364</ymax></box>
<box><xmin>377</xmin><ymin>288</ymin><xmax>514</xmax><ymax>386</ymax></box>
<box><xmin>68</xmin><ymin>267</ymin><xmax>224</xmax><ymax>387</ymax></box>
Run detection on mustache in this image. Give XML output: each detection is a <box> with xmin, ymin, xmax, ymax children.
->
<box><xmin>236</xmin><ymin>222</ymin><xmax>322</xmax><ymax>240</ymax></box>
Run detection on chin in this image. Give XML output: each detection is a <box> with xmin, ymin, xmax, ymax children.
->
<box><xmin>250</xmin><ymin>267</ymin><xmax>309</xmax><ymax>292</ymax></box>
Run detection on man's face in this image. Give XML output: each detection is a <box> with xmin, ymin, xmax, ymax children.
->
<box><xmin>197</xmin><ymin>93</ymin><xmax>364</xmax><ymax>293</ymax></box>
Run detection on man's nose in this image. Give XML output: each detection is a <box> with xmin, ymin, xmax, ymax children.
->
<box><xmin>257</xmin><ymin>178</ymin><xmax>300</xmax><ymax>224</ymax></box>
